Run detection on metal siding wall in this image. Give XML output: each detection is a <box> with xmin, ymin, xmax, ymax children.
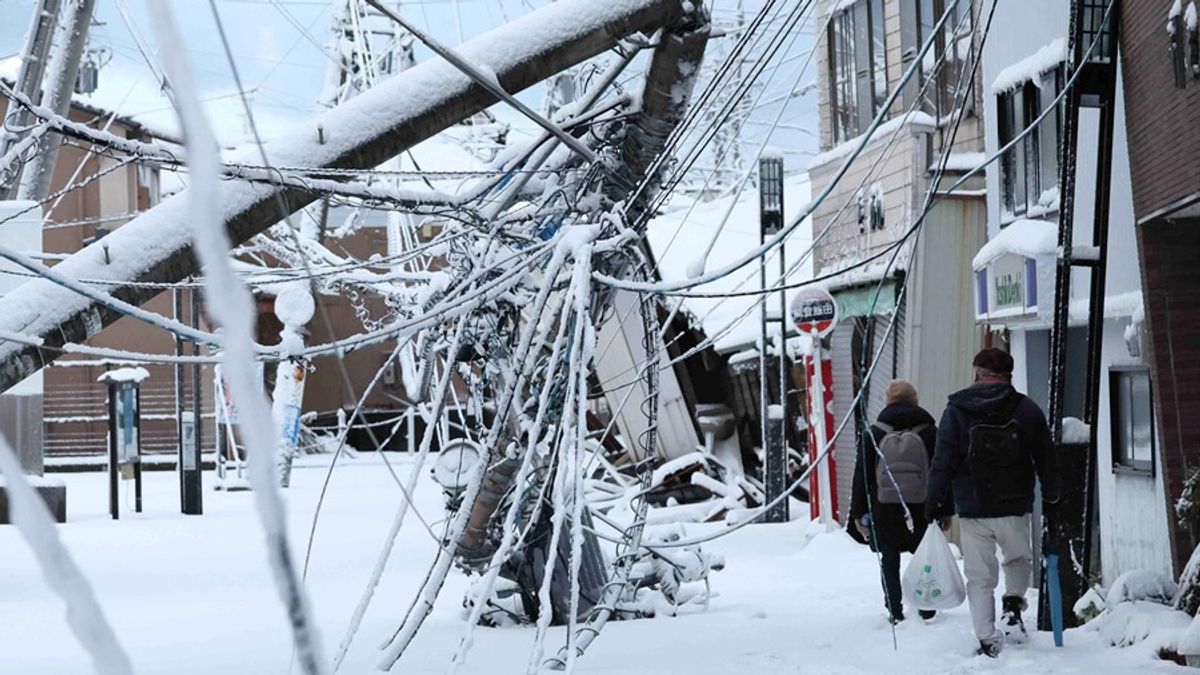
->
<box><xmin>865</xmin><ymin>313</ymin><xmax>899</xmax><ymax>424</ymax></box>
<box><xmin>830</xmin><ymin>323</ymin><xmax>856</xmax><ymax>524</ymax></box>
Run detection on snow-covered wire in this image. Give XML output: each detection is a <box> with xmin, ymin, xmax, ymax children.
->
<box><xmin>594</xmin><ymin>0</ymin><xmax>962</xmax><ymax>294</ymax></box>
<box><xmin>0</xmin><ymin>438</ymin><xmax>134</xmax><ymax>675</ymax></box>
<box><xmin>147</xmin><ymin>5</ymin><xmax>328</xmax><ymax>674</ymax></box>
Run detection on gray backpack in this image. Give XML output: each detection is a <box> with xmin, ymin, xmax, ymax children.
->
<box><xmin>873</xmin><ymin>422</ymin><xmax>931</xmax><ymax>504</ymax></box>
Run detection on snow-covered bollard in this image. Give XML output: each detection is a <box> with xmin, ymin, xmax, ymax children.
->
<box><xmin>272</xmin><ymin>287</ymin><xmax>314</xmax><ymax>488</ymax></box>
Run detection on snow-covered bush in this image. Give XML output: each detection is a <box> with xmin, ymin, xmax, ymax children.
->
<box><xmin>1107</xmin><ymin>570</ymin><xmax>1179</xmax><ymax>606</ymax></box>
<box><xmin>1176</xmin><ymin>467</ymin><xmax>1200</xmax><ymax>541</ymax></box>
<box><xmin>1174</xmin><ymin>544</ymin><xmax>1200</xmax><ymax>616</ymax></box>
<box><xmin>1093</xmin><ymin>601</ymin><xmax>1191</xmax><ymax>650</ymax></box>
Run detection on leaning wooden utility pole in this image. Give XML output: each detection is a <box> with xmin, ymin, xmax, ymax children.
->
<box><xmin>0</xmin><ymin>0</ymin><xmax>688</xmax><ymax>394</ymax></box>
<box><xmin>0</xmin><ymin>0</ymin><xmax>62</xmax><ymax>199</ymax></box>
<box><xmin>17</xmin><ymin>0</ymin><xmax>98</xmax><ymax>203</ymax></box>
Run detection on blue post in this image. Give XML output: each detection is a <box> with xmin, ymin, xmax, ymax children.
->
<box><xmin>1046</xmin><ymin>553</ymin><xmax>1064</xmax><ymax>647</ymax></box>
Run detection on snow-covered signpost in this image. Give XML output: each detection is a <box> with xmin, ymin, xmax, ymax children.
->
<box><xmin>272</xmin><ymin>287</ymin><xmax>314</xmax><ymax>488</ymax></box>
<box><xmin>792</xmin><ymin>288</ymin><xmax>838</xmax><ymax>527</ymax></box>
<box><xmin>98</xmin><ymin>367</ymin><xmax>149</xmax><ymax>520</ymax></box>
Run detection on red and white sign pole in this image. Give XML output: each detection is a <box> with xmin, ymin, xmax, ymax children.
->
<box><xmin>792</xmin><ymin>288</ymin><xmax>839</xmax><ymax>526</ymax></box>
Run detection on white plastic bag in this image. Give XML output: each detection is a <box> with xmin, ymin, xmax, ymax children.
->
<box><xmin>902</xmin><ymin>526</ymin><xmax>966</xmax><ymax>610</ymax></box>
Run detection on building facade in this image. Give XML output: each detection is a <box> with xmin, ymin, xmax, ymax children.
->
<box><xmin>811</xmin><ymin>0</ymin><xmax>987</xmax><ymax>521</ymax></box>
<box><xmin>0</xmin><ymin>95</ymin><xmax>218</xmax><ymax>465</ymax></box>
<box><xmin>973</xmin><ymin>0</ymin><xmax>1171</xmax><ymax>584</ymax></box>
<box><xmin>1120</xmin><ymin>0</ymin><xmax>1200</xmax><ymax>576</ymax></box>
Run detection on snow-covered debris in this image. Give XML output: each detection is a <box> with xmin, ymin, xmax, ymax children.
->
<box><xmin>992</xmin><ymin>39</ymin><xmax>1068</xmax><ymax>93</ymax></box>
<box><xmin>650</xmin><ymin>452</ymin><xmax>709</xmax><ymax>489</ymax></box>
<box><xmin>972</xmin><ymin>217</ymin><xmax>1058</xmax><ymax>268</ymax></box>
<box><xmin>96</xmin><ymin>366</ymin><xmax>150</xmax><ymax>384</ymax></box>
<box><xmin>1075</xmin><ymin>586</ymin><xmax>1108</xmax><ymax>623</ymax></box>
<box><xmin>1107</xmin><ymin>570</ymin><xmax>1179</xmax><ymax>606</ymax></box>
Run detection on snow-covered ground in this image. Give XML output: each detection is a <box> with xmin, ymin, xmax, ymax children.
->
<box><xmin>0</xmin><ymin>454</ymin><xmax>1189</xmax><ymax>674</ymax></box>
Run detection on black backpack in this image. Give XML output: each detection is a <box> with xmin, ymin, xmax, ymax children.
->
<box><xmin>965</xmin><ymin>394</ymin><xmax>1030</xmax><ymax>512</ymax></box>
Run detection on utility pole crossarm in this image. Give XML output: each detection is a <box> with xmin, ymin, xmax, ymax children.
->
<box><xmin>0</xmin><ymin>0</ymin><xmax>690</xmax><ymax>393</ymax></box>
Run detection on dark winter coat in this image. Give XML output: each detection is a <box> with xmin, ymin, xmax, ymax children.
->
<box><xmin>926</xmin><ymin>382</ymin><xmax>1061</xmax><ymax>519</ymax></box>
<box><xmin>848</xmin><ymin>402</ymin><xmax>946</xmax><ymax>553</ymax></box>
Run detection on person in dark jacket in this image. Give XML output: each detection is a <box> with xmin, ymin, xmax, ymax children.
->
<box><xmin>849</xmin><ymin>379</ymin><xmax>947</xmax><ymax>625</ymax></box>
<box><xmin>924</xmin><ymin>348</ymin><xmax>1060</xmax><ymax>657</ymax></box>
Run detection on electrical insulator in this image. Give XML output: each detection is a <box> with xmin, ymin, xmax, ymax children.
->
<box><xmin>75</xmin><ymin>57</ymin><xmax>99</xmax><ymax>95</ymax></box>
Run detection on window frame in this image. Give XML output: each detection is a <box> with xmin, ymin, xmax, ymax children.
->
<box><xmin>828</xmin><ymin>6</ymin><xmax>858</xmax><ymax>144</ymax></box>
<box><xmin>910</xmin><ymin>0</ymin><xmax>974</xmax><ymax>121</ymax></box>
<box><xmin>828</xmin><ymin>0</ymin><xmax>889</xmax><ymax>144</ymax></box>
<box><xmin>997</xmin><ymin>89</ymin><xmax>1016</xmax><ymax>213</ymax></box>
<box><xmin>997</xmin><ymin>62</ymin><xmax>1065</xmax><ymax>219</ymax></box>
<box><xmin>1021</xmin><ymin>80</ymin><xmax>1042</xmax><ymax>212</ymax></box>
<box><xmin>1109</xmin><ymin>366</ymin><xmax>1156</xmax><ymax>476</ymax></box>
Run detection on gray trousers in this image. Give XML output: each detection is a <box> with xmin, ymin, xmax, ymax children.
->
<box><xmin>959</xmin><ymin>514</ymin><xmax>1033</xmax><ymax>642</ymax></box>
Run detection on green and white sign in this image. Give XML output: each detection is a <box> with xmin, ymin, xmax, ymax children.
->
<box><xmin>976</xmin><ymin>253</ymin><xmax>1038</xmax><ymax>321</ymax></box>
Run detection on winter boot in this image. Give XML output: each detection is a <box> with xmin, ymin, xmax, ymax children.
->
<box><xmin>977</xmin><ymin>633</ymin><xmax>1005</xmax><ymax>658</ymax></box>
<box><xmin>918</xmin><ymin>610</ymin><xmax>937</xmax><ymax>621</ymax></box>
<box><xmin>1001</xmin><ymin>595</ymin><xmax>1028</xmax><ymax>642</ymax></box>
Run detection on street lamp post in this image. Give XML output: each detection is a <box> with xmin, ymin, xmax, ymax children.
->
<box><xmin>759</xmin><ymin>153</ymin><xmax>788</xmax><ymax>523</ymax></box>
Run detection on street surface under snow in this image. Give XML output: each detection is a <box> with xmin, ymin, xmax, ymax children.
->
<box><xmin>0</xmin><ymin>454</ymin><xmax>1188</xmax><ymax>674</ymax></box>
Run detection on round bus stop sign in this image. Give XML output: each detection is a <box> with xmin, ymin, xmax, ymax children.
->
<box><xmin>791</xmin><ymin>288</ymin><xmax>838</xmax><ymax>337</ymax></box>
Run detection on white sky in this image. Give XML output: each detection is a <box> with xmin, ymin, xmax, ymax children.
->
<box><xmin>1</xmin><ymin>0</ymin><xmax>818</xmax><ymax>162</ymax></box>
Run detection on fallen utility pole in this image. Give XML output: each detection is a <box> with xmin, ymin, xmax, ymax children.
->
<box><xmin>0</xmin><ymin>0</ymin><xmax>62</xmax><ymax>199</ymax></box>
<box><xmin>362</xmin><ymin>0</ymin><xmax>598</xmax><ymax>164</ymax></box>
<box><xmin>0</xmin><ymin>0</ymin><xmax>688</xmax><ymax>394</ymax></box>
<box><xmin>17</xmin><ymin>0</ymin><xmax>97</xmax><ymax>203</ymax></box>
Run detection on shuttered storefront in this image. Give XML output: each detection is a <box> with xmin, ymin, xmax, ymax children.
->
<box><xmin>827</xmin><ymin>281</ymin><xmax>904</xmax><ymax>524</ymax></box>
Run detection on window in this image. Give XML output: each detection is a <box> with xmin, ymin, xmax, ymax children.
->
<box><xmin>828</xmin><ymin>0</ymin><xmax>888</xmax><ymax>144</ymax></box>
<box><xmin>1171</xmin><ymin>10</ymin><xmax>1188</xmax><ymax>89</ymax></box>
<box><xmin>1110</xmin><ymin>367</ymin><xmax>1154</xmax><ymax>475</ymax></box>
<box><xmin>905</xmin><ymin>0</ymin><xmax>973</xmax><ymax>120</ymax></box>
<box><xmin>997</xmin><ymin>64</ymin><xmax>1064</xmax><ymax>218</ymax></box>
<box><xmin>1021</xmin><ymin>81</ymin><xmax>1041</xmax><ymax>210</ymax></box>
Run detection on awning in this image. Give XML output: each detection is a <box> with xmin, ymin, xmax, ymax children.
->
<box><xmin>833</xmin><ymin>280</ymin><xmax>899</xmax><ymax>319</ymax></box>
